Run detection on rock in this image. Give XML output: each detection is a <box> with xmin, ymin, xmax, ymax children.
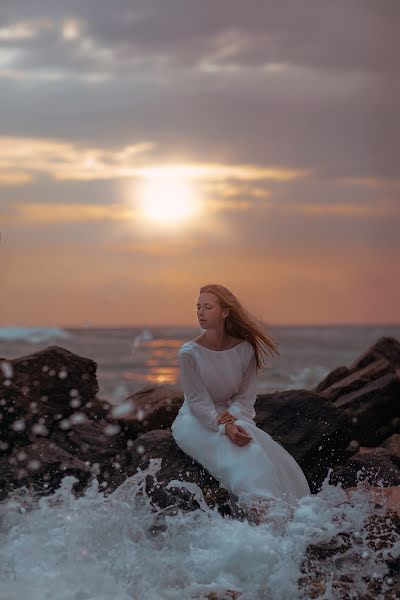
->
<box><xmin>50</xmin><ymin>418</ymin><xmax>129</xmax><ymax>463</ymax></box>
<box><xmin>0</xmin><ymin>345</ymin><xmax>98</xmax><ymax>401</ymax></box>
<box><xmin>374</xmin><ymin>417</ymin><xmax>400</xmax><ymax>444</ymax></box>
<box><xmin>102</xmin><ymin>429</ymin><xmax>237</xmax><ymax>518</ymax></box>
<box><xmin>381</xmin><ymin>433</ymin><xmax>400</xmax><ymax>457</ymax></box>
<box><xmin>329</xmin><ymin>451</ymin><xmax>400</xmax><ymax>487</ymax></box>
<box><xmin>106</xmin><ymin>384</ymin><xmax>183</xmax><ymax>436</ymax></box>
<box><xmin>0</xmin><ymin>346</ymin><xmax>99</xmax><ymax>451</ymax></box>
<box><xmin>314</xmin><ymin>365</ymin><xmax>351</xmax><ymax>393</ymax></box>
<box><xmin>313</xmin><ymin>336</ymin><xmax>400</xmax><ymax>399</ymax></box>
<box><xmin>298</xmin><ymin>509</ymin><xmax>400</xmax><ymax>598</ymax></box>
<box><xmin>317</xmin><ymin>357</ymin><xmax>393</xmax><ymax>401</ymax></box>
<box><xmin>358</xmin><ymin>445</ymin><xmax>393</xmax><ymax>456</ymax></box>
<box><xmin>253</xmin><ymin>390</ymin><xmax>351</xmax><ymax>493</ymax></box>
<box><xmin>343</xmin><ymin>439</ymin><xmax>360</xmax><ymax>457</ymax></box>
<box><xmin>0</xmin><ymin>438</ymin><xmax>92</xmax><ymax>501</ymax></box>
<box><xmin>311</xmin><ymin>337</ymin><xmax>400</xmax><ymax>447</ymax></box>
<box><xmin>333</xmin><ymin>373</ymin><xmax>400</xmax><ymax>445</ymax></box>
<box><xmin>350</xmin><ymin>336</ymin><xmax>400</xmax><ymax>371</ymax></box>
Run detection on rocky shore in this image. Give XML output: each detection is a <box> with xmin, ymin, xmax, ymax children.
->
<box><xmin>1</xmin><ymin>336</ymin><xmax>400</xmax><ymax>598</ymax></box>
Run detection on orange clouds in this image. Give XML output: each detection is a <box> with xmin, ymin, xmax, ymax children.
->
<box><xmin>0</xmin><ymin>136</ymin><xmax>309</xmax><ymax>186</ymax></box>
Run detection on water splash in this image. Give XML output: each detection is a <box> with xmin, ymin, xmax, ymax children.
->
<box><xmin>0</xmin><ymin>460</ymin><xmax>398</xmax><ymax>599</ymax></box>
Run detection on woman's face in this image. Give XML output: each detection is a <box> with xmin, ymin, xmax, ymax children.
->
<box><xmin>196</xmin><ymin>292</ymin><xmax>227</xmax><ymax>329</ymax></box>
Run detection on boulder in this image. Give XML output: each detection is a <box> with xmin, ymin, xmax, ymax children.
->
<box><xmin>106</xmin><ymin>384</ymin><xmax>183</xmax><ymax>436</ymax></box>
<box><xmin>329</xmin><ymin>450</ymin><xmax>400</xmax><ymax>487</ymax></box>
<box><xmin>333</xmin><ymin>373</ymin><xmax>400</xmax><ymax>445</ymax></box>
<box><xmin>314</xmin><ymin>336</ymin><xmax>400</xmax><ymax>400</ymax></box>
<box><xmin>314</xmin><ymin>365</ymin><xmax>351</xmax><ymax>393</ymax></box>
<box><xmin>0</xmin><ymin>346</ymin><xmax>99</xmax><ymax>452</ymax></box>
<box><xmin>298</xmin><ymin>509</ymin><xmax>400</xmax><ymax>598</ymax></box>
<box><xmin>350</xmin><ymin>336</ymin><xmax>400</xmax><ymax>371</ymax></box>
<box><xmin>381</xmin><ymin>433</ymin><xmax>400</xmax><ymax>457</ymax></box>
<box><xmin>101</xmin><ymin>429</ymin><xmax>237</xmax><ymax>519</ymax></box>
<box><xmin>0</xmin><ymin>438</ymin><xmax>92</xmax><ymax>501</ymax></box>
<box><xmin>50</xmin><ymin>418</ymin><xmax>129</xmax><ymax>463</ymax></box>
<box><xmin>254</xmin><ymin>389</ymin><xmax>352</xmax><ymax>493</ymax></box>
<box><xmin>317</xmin><ymin>357</ymin><xmax>393</xmax><ymax>401</ymax></box>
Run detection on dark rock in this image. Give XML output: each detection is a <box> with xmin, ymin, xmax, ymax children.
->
<box><xmin>314</xmin><ymin>365</ymin><xmax>350</xmax><ymax>393</ymax></box>
<box><xmin>50</xmin><ymin>418</ymin><xmax>129</xmax><ymax>462</ymax></box>
<box><xmin>298</xmin><ymin>509</ymin><xmax>400</xmax><ymax>599</ymax></box>
<box><xmin>313</xmin><ymin>336</ymin><xmax>400</xmax><ymax>400</ymax></box>
<box><xmin>318</xmin><ymin>357</ymin><xmax>393</xmax><ymax>401</ymax></box>
<box><xmin>381</xmin><ymin>433</ymin><xmax>400</xmax><ymax>457</ymax></box>
<box><xmin>0</xmin><ymin>345</ymin><xmax>98</xmax><ymax>401</ymax></box>
<box><xmin>333</xmin><ymin>373</ymin><xmax>400</xmax><ymax>445</ymax></box>
<box><xmin>350</xmin><ymin>336</ymin><xmax>400</xmax><ymax>371</ymax></box>
<box><xmin>0</xmin><ymin>346</ymin><xmax>99</xmax><ymax>451</ymax></box>
<box><xmin>374</xmin><ymin>416</ymin><xmax>400</xmax><ymax>444</ymax></box>
<box><xmin>343</xmin><ymin>439</ymin><xmax>360</xmax><ymax>457</ymax></box>
<box><xmin>254</xmin><ymin>389</ymin><xmax>352</xmax><ymax>493</ymax></box>
<box><xmin>101</xmin><ymin>429</ymin><xmax>237</xmax><ymax>518</ymax></box>
<box><xmin>107</xmin><ymin>384</ymin><xmax>183</xmax><ymax>436</ymax></box>
<box><xmin>329</xmin><ymin>451</ymin><xmax>400</xmax><ymax>487</ymax></box>
<box><xmin>0</xmin><ymin>438</ymin><xmax>92</xmax><ymax>501</ymax></box>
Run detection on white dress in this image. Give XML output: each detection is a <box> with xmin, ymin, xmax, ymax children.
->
<box><xmin>171</xmin><ymin>340</ymin><xmax>311</xmax><ymax>513</ymax></box>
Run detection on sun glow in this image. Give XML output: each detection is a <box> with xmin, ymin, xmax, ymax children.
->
<box><xmin>136</xmin><ymin>170</ymin><xmax>202</xmax><ymax>226</ymax></box>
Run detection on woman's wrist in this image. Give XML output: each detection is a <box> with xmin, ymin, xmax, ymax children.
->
<box><xmin>225</xmin><ymin>422</ymin><xmax>235</xmax><ymax>433</ymax></box>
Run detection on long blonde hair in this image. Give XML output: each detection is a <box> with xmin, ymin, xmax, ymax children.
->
<box><xmin>199</xmin><ymin>283</ymin><xmax>280</xmax><ymax>373</ymax></box>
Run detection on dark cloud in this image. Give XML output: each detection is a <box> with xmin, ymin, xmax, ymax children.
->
<box><xmin>1</xmin><ymin>0</ymin><xmax>399</xmax><ymax>73</ymax></box>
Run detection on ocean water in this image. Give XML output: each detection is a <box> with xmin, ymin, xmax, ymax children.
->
<box><xmin>0</xmin><ymin>324</ymin><xmax>400</xmax><ymax>599</ymax></box>
<box><xmin>1</xmin><ymin>323</ymin><xmax>399</xmax><ymax>402</ymax></box>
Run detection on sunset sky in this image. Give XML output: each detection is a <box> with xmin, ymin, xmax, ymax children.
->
<box><xmin>1</xmin><ymin>1</ymin><xmax>399</xmax><ymax>328</ymax></box>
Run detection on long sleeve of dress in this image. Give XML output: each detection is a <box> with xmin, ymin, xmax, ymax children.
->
<box><xmin>178</xmin><ymin>350</ymin><xmax>226</xmax><ymax>434</ymax></box>
<box><xmin>228</xmin><ymin>347</ymin><xmax>257</xmax><ymax>423</ymax></box>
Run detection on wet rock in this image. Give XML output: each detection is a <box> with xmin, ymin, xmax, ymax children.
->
<box><xmin>317</xmin><ymin>357</ymin><xmax>393</xmax><ymax>401</ymax></box>
<box><xmin>50</xmin><ymin>418</ymin><xmax>128</xmax><ymax>462</ymax></box>
<box><xmin>333</xmin><ymin>373</ymin><xmax>400</xmax><ymax>445</ymax></box>
<box><xmin>0</xmin><ymin>346</ymin><xmax>99</xmax><ymax>451</ymax></box>
<box><xmin>350</xmin><ymin>336</ymin><xmax>400</xmax><ymax>371</ymax></box>
<box><xmin>0</xmin><ymin>438</ymin><xmax>92</xmax><ymax>500</ymax></box>
<box><xmin>374</xmin><ymin>417</ymin><xmax>400</xmax><ymax>445</ymax></box>
<box><xmin>254</xmin><ymin>389</ymin><xmax>352</xmax><ymax>493</ymax></box>
<box><xmin>314</xmin><ymin>365</ymin><xmax>351</xmax><ymax>393</ymax></box>
<box><xmin>0</xmin><ymin>345</ymin><xmax>98</xmax><ymax>402</ymax></box>
<box><xmin>329</xmin><ymin>451</ymin><xmax>400</xmax><ymax>487</ymax></box>
<box><xmin>314</xmin><ymin>335</ymin><xmax>400</xmax><ymax>398</ymax></box>
<box><xmin>102</xmin><ymin>429</ymin><xmax>236</xmax><ymax>518</ymax></box>
<box><xmin>106</xmin><ymin>384</ymin><xmax>183</xmax><ymax>436</ymax></box>
<box><xmin>381</xmin><ymin>433</ymin><xmax>400</xmax><ymax>457</ymax></box>
<box><xmin>298</xmin><ymin>508</ymin><xmax>400</xmax><ymax>599</ymax></box>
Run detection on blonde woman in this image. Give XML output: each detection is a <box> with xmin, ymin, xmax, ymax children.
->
<box><xmin>171</xmin><ymin>283</ymin><xmax>311</xmax><ymax>523</ymax></box>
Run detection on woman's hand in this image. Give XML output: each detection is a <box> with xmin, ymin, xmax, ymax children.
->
<box><xmin>225</xmin><ymin>423</ymin><xmax>252</xmax><ymax>446</ymax></box>
<box><xmin>217</xmin><ymin>410</ymin><xmax>236</xmax><ymax>425</ymax></box>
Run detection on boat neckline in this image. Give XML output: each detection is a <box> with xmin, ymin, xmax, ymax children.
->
<box><xmin>190</xmin><ymin>340</ymin><xmax>246</xmax><ymax>352</ymax></box>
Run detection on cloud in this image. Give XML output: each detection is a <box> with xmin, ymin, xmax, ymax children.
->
<box><xmin>1</xmin><ymin>1</ymin><xmax>399</xmax><ymax>75</ymax></box>
<box><xmin>0</xmin><ymin>135</ymin><xmax>309</xmax><ymax>185</ymax></box>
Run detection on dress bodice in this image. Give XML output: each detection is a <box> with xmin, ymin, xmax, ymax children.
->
<box><xmin>177</xmin><ymin>340</ymin><xmax>257</xmax><ymax>432</ymax></box>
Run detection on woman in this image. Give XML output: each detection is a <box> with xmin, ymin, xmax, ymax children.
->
<box><xmin>171</xmin><ymin>283</ymin><xmax>311</xmax><ymax>523</ymax></box>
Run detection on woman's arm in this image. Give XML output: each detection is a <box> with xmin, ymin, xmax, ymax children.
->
<box><xmin>228</xmin><ymin>347</ymin><xmax>257</xmax><ymax>422</ymax></box>
<box><xmin>178</xmin><ymin>350</ymin><xmax>226</xmax><ymax>433</ymax></box>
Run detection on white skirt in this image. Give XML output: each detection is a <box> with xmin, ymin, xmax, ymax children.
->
<box><xmin>171</xmin><ymin>403</ymin><xmax>311</xmax><ymax>512</ymax></box>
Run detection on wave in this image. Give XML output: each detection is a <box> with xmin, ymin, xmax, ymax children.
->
<box><xmin>0</xmin><ymin>327</ymin><xmax>72</xmax><ymax>343</ymax></box>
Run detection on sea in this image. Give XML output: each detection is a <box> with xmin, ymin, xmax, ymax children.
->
<box><xmin>0</xmin><ymin>324</ymin><xmax>399</xmax><ymax>599</ymax></box>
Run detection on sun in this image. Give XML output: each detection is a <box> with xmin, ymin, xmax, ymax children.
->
<box><xmin>136</xmin><ymin>170</ymin><xmax>201</xmax><ymax>226</ymax></box>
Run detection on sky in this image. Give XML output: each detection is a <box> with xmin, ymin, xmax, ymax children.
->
<box><xmin>0</xmin><ymin>0</ymin><xmax>399</xmax><ymax>328</ymax></box>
